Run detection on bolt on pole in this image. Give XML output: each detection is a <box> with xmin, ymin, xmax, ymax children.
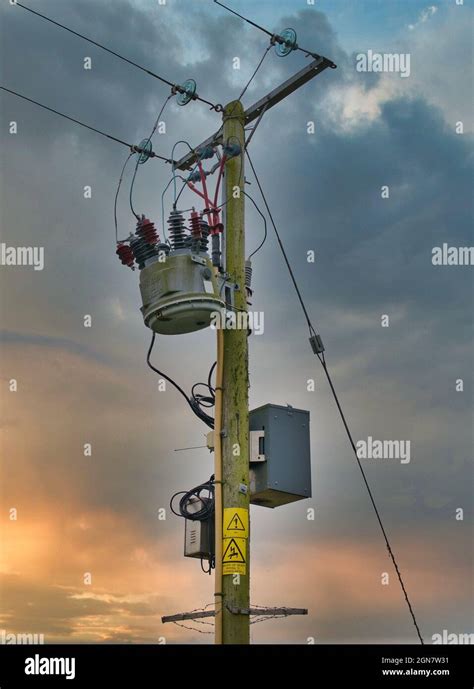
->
<box><xmin>220</xmin><ymin>100</ymin><xmax>250</xmax><ymax>644</ymax></box>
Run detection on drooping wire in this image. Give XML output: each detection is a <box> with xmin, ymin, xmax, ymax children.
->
<box><xmin>171</xmin><ymin>141</ymin><xmax>195</xmax><ymax>203</ymax></box>
<box><xmin>129</xmin><ymin>94</ymin><xmax>172</xmax><ymax>219</ymax></box>
<box><xmin>170</xmin><ymin>38</ymin><xmax>267</xmax><ymax>193</ymax></box>
<box><xmin>114</xmin><ymin>152</ymin><xmax>134</xmax><ymax>243</ymax></box>
<box><xmin>243</xmin><ymin>190</ymin><xmax>267</xmax><ymax>259</ymax></box>
<box><xmin>15</xmin><ymin>2</ymin><xmax>223</xmax><ymax>111</ymax></box>
<box><xmin>191</xmin><ymin>362</ymin><xmax>217</xmax><ymax>414</ymax></box>
<box><xmin>169</xmin><ymin>477</ymin><xmax>215</xmax><ymax>521</ymax></box>
<box><xmin>245</xmin><ymin>150</ymin><xmax>425</xmax><ymax>646</ymax></box>
<box><xmin>146</xmin><ymin>333</ymin><xmax>215</xmax><ymax>429</ymax></box>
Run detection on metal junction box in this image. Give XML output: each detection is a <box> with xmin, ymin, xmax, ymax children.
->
<box><xmin>249</xmin><ymin>404</ymin><xmax>311</xmax><ymax>508</ymax></box>
<box><xmin>184</xmin><ymin>497</ymin><xmax>215</xmax><ymax>560</ymax></box>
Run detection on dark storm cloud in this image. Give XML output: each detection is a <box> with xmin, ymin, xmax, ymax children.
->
<box><xmin>0</xmin><ymin>0</ymin><xmax>472</xmax><ymax>643</ymax></box>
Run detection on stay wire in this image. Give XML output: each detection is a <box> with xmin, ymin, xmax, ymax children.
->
<box><xmin>318</xmin><ymin>355</ymin><xmax>424</xmax><ymax>645</ymax></box>
<box><xmin>245</xmin><ymin>151</ymin><xmax>424</xmax><ymax>646</ymax></box>
<box><xmin>246</xmin><ymin>150</ymin><xmax>314</xmax><ymax>333</ymax></box>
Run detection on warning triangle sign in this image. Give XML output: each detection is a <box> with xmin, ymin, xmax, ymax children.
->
<box><xmin>226</xmin><ymin>512</ymin><xmax>246</xmax><ymax>532</ymax></box>
<box><xmin>223</xmin><ymin>538</ymin><xmax>246</xmax><ymax>563</ymax></box>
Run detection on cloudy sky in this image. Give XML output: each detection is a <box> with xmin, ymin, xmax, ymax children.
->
<box><xmin>0</xmin><ymin>0</ymin><xmax>472</xmax><ymax>644</ymax></box>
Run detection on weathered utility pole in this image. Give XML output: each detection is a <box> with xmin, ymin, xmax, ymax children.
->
<box><xmin>172</xmin><ymin>58</ymin><xmax>335</xmax><ymax>645</ymax></box>
<box><xmin>220</xmin><ymin>100</ymin><xmax>250</xmax><ymax>644</ymax></box>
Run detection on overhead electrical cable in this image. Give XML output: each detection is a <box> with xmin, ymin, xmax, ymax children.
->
<box><xmin>129</xmin><ymin>94</ymin><xmax>172</xmax><ymax>219</ymax></box>
<box><xmin>213</xmin><ymin>0</ymin><xmax>337</xmax><ymax>66</ymax></box>
<box><xmin>0</xmin><ymin>86</ymin><xmax>173</xmax><ymax>162</ymax></box>
<box><xmin>245</xmin><ymin>150</ymin><xmax>424</xmax><ymax>645</ymax></box>
<box><xmin>15</xmin><ymin>2</ymin><xmax>222</xmax><ymax>111</ymax></box>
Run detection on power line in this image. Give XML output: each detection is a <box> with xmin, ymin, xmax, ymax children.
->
<box><xmin>129</xmin><ymin>94</ymin><xmax>172</xmax><ymax>219</ymax></box>
<box><xmin>318</xmin><ymin>356</ymin><xmax>425</xmax><ymax>645</ymax></box>
<box><xmin>246</xmin><ymin>150</ymin><xmax>424</xmax><ymax>645</ymax></box>
<box><xmin>15</xmin><ymin>2</ymin><xmax>222</xmax><ymax>111</ymax></box>
<box><xmin>213</xmin><ymin>0</ymin><xmax>337</xmax><ymax>66</ymax></box>
<box><xmin>246</xmin><ymin>150</ymin><xmax>315</xmax><ymax>334</ymax></box>
<box><xmin>214</xmin><ymin>0</ymin><xmax>275</xmax><ymax>39</ymax></box>
<box><xmin>0</xmin><ymin>86</ymin><xmax>173</xmax><ymax>163</ymax></box>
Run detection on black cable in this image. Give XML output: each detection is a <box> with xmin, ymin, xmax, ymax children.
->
<box><xmin>173</xmin><ymin>39</ymin><xmax>266</xmax><ymax>209</ymax></box>
<box><xmin>114</xmin><ymin>152</ymin><xmax>134</xmax><ymax>243</ymax></box>
<box><xmin>2</xmin><ymin>86</ymin><xmax>130</xmax><ymax>149</ymax></box>
<box><xmin>236</xmin><ymin>44</ymin><xmax>272</xmax><ymax>103</ymax></box>
<box><xmin>246</xmin><ymin>150</ymin><xmax>315</xmax><ymax>333</ymax></box>
<box><xmin>246</xmin><ymin>151</ymin><xmax>424</xmax><ymax>646</ymax></box>
<box><xmin>319</xmin><ymin>355</ymin><xmax>424</xmax><ymax>645</ymax></box>
<box><xmin>243</xmin><ymin>191</ymin><xmax>267</xmax><ymax>259</ymax></box>
<box><xmin>128</xmin><ymin>162</ymin><xmax>140</xmax><ymax>220</ymax></box>
<box><xmin>0</xmin><ymin>86</ymin><xmax>173</xmax><ymax>163</ymax></box>
<box><xmin>170</xmin><ymin>476</ymin><xmax>215</xmax><ymax>575</ymax></box>
<box><xmin>208</xmin><ymin>361</ymin><xmax>217</xmax><ymax>393</ymax></box>
<box><xmin>146</xmin><ymin>332</ymin><xmax>215</xmax><ymax>428</ymax></box>
<box><xmin>129</xmin><ymin>94</ymin><xmax>172</xmax><ymax>219</ymax></box>
<box><xmin>213</xmin><ymin>0</ymin><xmax>337</xmax><ymax>67</ymax></box>
<box><xmin>169</xmin><ymin>477</ymin><xmax>215</xmax><ymax>521</ymax></box>
<box><xmin>214</xmin><ymin>0</ymin><xmax>274</xmax><ymax>38</ymax></box>
<box><xmin>191</xmin><ymin>361</ymin><xmax>217</xmax><ymax>414</ymax></box>
<box><xmin>15</xmin><ymin>2</ymin><xmax>222</xmax><ymax>111</ymax></box>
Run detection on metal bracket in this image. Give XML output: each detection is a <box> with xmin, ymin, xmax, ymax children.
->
<box><xmin>250</xmin><ymin>430</ymin><xmax>265</xmax><ymax>462</ymax></box>
<box><xmin>207</xmin><ymin>429</ymin><xmax>265</xmax><ymax>463</ymax></box>
<box><xmin>173</xmin><ymin>57</ymin><xmax>332</xmax><ymax>171</ymax></box>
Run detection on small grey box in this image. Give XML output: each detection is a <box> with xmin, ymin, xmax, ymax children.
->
<box><xmin>184</xmin><ymin>497</ymin><xmax>214</xmax><ymax>559</ymax></box>
<box><xmin>249</xmin><ymin>404</ymin><xmax>311</xmax><ymax>508</ymax></box>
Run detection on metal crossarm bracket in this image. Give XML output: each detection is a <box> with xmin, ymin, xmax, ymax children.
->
<box><xmin>174</xmin><ymin>57</ymin><xmax>332</xmax><ymax>171</ymax></box>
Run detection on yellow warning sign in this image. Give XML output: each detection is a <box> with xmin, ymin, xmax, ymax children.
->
<box><xmin>222</xmin><ymin>537</ymin><xmax>247</xmax><ymax>575</ymax></box>
<box><xmin>223</xmin><ymin>508</ymin><xmax>249</xmax><ymax>539</ymax></box>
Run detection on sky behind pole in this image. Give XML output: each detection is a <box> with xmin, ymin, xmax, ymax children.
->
<box><xmin>0</xmin><ymin>0</ymin><xmax>472</xmax><ymax>644</ymax></box>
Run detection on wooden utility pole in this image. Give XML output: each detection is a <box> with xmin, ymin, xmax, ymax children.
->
<box><xmin>220</xmin><ymin>100</ymin><xmax>249</xmax><ymax>644</ymax></box>
<box><xmin>173</xmin><ymin>61</ymin><xmax>335</xmax><ymax>644</ymax></box>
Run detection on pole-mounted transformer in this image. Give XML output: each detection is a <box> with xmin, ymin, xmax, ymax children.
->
<box><xmin>116</xmin><ymin>212</ymin><xmax>224</xmax><ymax>335</ymax></box>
